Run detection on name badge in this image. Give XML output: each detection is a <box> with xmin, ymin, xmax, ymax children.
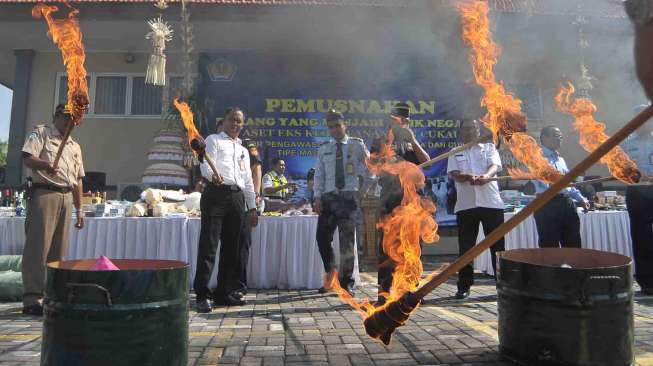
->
<box><xmin>239</xmin><ymin>153</ymin><xmax>246</xmax><ymax>171</ymax></box>
<box><xmin>346</xmin><ymin>163</ymin><xmax>354</xmax><ymax>175</ymax></box>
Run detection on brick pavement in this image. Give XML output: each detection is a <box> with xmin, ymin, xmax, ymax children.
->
<box><xmin>1</xmin><ymin>257</ymin><xmax>653</xmax><ymax>365</ymax></box>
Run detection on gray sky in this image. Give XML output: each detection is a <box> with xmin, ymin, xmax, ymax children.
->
<box><xmin>0</xmin><ymin>84</ymin><xmax>11</xmax><ymax>143</ymax></box>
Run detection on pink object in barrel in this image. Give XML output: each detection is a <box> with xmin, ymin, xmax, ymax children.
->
<box><xmin>90</xmin><ymin>256</ymin><xmax>120</xmax><ymax>271</ymax></box>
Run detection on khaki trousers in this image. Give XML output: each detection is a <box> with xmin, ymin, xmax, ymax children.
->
<box><xmin>22</xmin><ymin>189</ymin><xmax>72</xmax><ymax>306</ymax></box>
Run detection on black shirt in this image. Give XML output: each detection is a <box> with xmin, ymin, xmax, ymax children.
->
<box><xmin>371</xmin><ymin>137</ymin><xmax>422</xmax><ymax>214</ymax></box>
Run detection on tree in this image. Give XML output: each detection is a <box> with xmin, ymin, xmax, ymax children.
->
<box><xmin>0</xmin><ymin>141</ymin><xmax>7</xmax><ymax>167</ymax></box>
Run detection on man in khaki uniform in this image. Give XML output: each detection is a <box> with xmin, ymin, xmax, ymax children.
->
<box><xmin>21</xmin><ymin>104</ymin><xmax>85</xmax><ymax>315</ymax></box>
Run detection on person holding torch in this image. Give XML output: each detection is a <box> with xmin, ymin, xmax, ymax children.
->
<box><xmin>21</xmin><ymin>104</ymin><xmax>85</xmax><ymax>316</ymax></box>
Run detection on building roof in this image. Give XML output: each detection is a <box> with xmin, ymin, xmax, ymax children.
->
<box><xmin>0</xmin><ymin>0</ymin><xmax>412</xmax><ymax>5</ymax></box>
<box><xmin>0</xmin><ymin>0</ymin><xmax>627</xmax><ymax>17</ymax></box>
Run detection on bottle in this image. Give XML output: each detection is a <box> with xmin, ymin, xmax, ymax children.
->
<box><xmin>15</xmin><ymin>192</ymin><xmax>24</xmax><ymax>217</ymax></box>
<box><xmin>4</xmin><ymin>189</ymin><xmax>11</xmax><ymax>207</ymax></box>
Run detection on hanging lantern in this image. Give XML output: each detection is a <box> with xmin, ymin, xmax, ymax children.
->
<box><xmin>145</xmin><ymin>16</ymin><xmax>173</xmax><ymax>86</ymax></box>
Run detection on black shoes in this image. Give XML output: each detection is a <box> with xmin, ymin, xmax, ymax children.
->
<box><xmin>455</xmin><ymin>290</ymin><xmax>470</xmax><ymax>300</ymax></box>
<box><xmin>22</xmin><ymin>304</ymin><xmax>43</xmax><ymax>316</ymax></box>
<box><xmin>345</xmin><ymin>285</ymin><xmax>355</xmax><ymax>297</ymax></box>
<box><xmin>318</xmin><ymin>286</ymin><xmax>330</xmax><ymax>294</ymax></box>
<box><xmin>213</xmin><ymin>293</ymin><xmax>246</xmax><ymax>307</ymax></box>
<box><xmin>196</xmin><ymin>299</ymin><xmax>212</xmax><ymax>313</ymax></box>
<box><xmin>373</xmin><ymin>297</ymin><xmax>386</xmax><ymax>308</ymax></box>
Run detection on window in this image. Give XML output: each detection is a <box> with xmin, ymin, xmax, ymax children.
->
<box><xmin>55</xmin><ymin>73</ymin><xmax>195</xmax><ymax>117</ymax></box>
<box><xmin>131</xmin><ymin>77</ymin><xmax>162</xmax><ymax>115</ymax></box>
<box><xmin>56</xmin><ymin>76</ymin><xmax>91</xmax><ymax>106</ymax></box>
<box><xmin>94</xmin><ymin>76</ymin><xmax>127</xmax><ymax>115</ymax></box>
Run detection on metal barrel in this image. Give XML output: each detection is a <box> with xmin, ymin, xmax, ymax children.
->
<box><xmin>41</xmin><ymin>259</ymin><xmax>189</xmax><ymax>366</ymax></box>
<box><xmin>497</xmin><ymin>248</ymin><xmax>633</xmax><ymax>366</ymax></box>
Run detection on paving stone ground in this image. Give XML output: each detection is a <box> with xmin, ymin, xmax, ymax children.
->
<box><xmin>1</xmin><ymin>256</ymin><xmax>653</xmax><ymax>365</ymax></box>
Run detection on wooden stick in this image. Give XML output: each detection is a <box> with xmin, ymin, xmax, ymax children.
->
<box><xmin>51</xmin><ymin>121</ymin><xmax>74</xmax><ymax>171</ymax></box>
<box><xmin>203</xmin><ymin>154</ymin><xmax>224</xmax><ymax>185</ymax></box>
<box><xmin>418</xmin><ymin>136</ymin><xmax>491</xmax><ymax>169</ymax></box>
<box><xmin>569</xmin><ymin>176</ymin><xmax>616</xmax><ymax>187</ymax></box>
<box><xmin>485</xmin><ymin>175</ymin><xmax>533</xmax><ymax>182</ymax></box>
<box><xmin>414</xmin><ymin>105</ymin><xmax>653</xmax><ymax>300</ymax></box>
<box><xmin>190</xmin><ymin>138</ymin><xmax>224</xmax><ymax>184</ymax></box>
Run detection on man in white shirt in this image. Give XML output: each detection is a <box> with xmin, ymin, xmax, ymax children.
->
<box><xmin>447</xmin><ymin>119</ymin><xmax>505</xmax><ymax>300</ymax></box>
<box><xmin>194</xmin><ymin>107</ymin><xmax>258</xmax><ymax>312</ymax></box>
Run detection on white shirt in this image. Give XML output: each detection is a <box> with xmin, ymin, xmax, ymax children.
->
<box><xmin>200</xmin><ymin>132</ymin><xmax>257</xmax><ymax>211</ymax></box>
<box><xmin>447</xmin><ymin>142</ymin><xmax>505</xmax><ymax>213</ymax></box>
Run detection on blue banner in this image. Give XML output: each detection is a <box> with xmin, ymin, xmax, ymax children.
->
<box><xmin>199</xmin><ymin>51</ymin><xmax>472</xmax><ymax>225</ymax></box>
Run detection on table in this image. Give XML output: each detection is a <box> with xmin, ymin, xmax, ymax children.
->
<box><xmin>0</xmin><ymin>216</ymin><xmax>359</xmax><ymax>290</ymax></box>
<box><xmin>474</xmin><ymin>210</ymin><xmax>632</xmax><ymax>275</ymax></box>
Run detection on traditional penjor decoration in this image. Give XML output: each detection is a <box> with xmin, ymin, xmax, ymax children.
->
<box><xmin>145</xmin><ymin>0</ymin><xmax>172</xmax><ymax>86</ymax></box>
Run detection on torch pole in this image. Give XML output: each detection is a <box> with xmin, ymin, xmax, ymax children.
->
<box><xmin>51</xmin><ymin>121</ymin><xmax>74</xmax><ymax>171</ymax></box>
<box><xmin>415</xmin><ymin>105</ymin><xmax>653</xmax><ymax>299</ymax></box>
<box><xmin>203</xmin><ymin>154</ymin><xmax>224</xmax><ymax>185</ymax></box>
<box><xmin>418</xmin><ymin>137</ymin><xmax>488</xmax><ymax>169</ymax></box>
<box><xmin>569</xmin><ymin>176</ymin><xmax>616</xmax><ymax>187</ymax></box>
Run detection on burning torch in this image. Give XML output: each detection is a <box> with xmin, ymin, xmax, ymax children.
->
<box><xmin>363</xmin><ymin>105</ymin><xmax>653</xmax><ymax>344</ymax></box>
<box><xmin>190</xmin><ymin>138</ymin><xmax>224</xmax><ymax>185</ymax></box>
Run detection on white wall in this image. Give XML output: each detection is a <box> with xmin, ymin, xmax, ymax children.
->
<box><xmin>24</xmin><ymin>52</ymin><xmax>184</xmax><ymax>186</ymax></box>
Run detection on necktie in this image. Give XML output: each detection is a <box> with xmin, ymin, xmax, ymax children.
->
<box><xmin>335</xmin><ymin>142</ymin><xmax>345</xmax><ymax>189</ymax></box>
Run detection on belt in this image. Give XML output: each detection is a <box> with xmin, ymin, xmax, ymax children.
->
<box><xmin>33</xmin><ymin>183</ymin><xmax>72</xmax><ymax>193</ymax></box>
<box><xmin>208</xmin><ymin>182</ymin><xmax>241</xmax><ymax>192</ymax></box>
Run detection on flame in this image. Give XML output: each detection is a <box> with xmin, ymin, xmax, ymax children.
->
<box><xmin>329</xmin><ymin>129</ymin><xmax>439</xmax><ymax>335</ymax></box>
<box><xmin>457</xmin><ymin>1</ymin><xmax>561</xmax><ymax>183</ymax></box>
<box><xmin>555</xmin><ymin>82</ymin><xmax>641</xmax><ymax>184</ymax></box>
<box><xmin>33</xmin><ymin>3</ymin><xmax>88</xmax><ymax>125</ymax></box>
<box><xmin>173</xmin><ymin>99</ymin><xmax>202</xmax><ymax>153</ymax></box>
<box><xmin>506</xmin><ymin>167</ymin><xmax>535</xmax><ymax>180</ymax></box>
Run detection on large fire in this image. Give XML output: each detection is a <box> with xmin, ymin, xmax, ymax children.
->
<box><xmin>328</xmin><ymin>129</ymin><xmax>438</xmax><ymax>331</ymax></box>
<box><xmin>505</xmin><ymin>167</ymin><xmax>536</xmax><ymax>180</ymax></box>
<box><xmin>457</xmin><ymin>1</ymin><xmax>561</xmax><ymax>183</ymax></box>
<box><xmin>173</xmin><ymin>98</ymin><xmax>202</xmax><ymax>151</ymax></box>
<box><xmin>33</xmin><ymin>3</ymin><xmax>88</xmax><ymax>124</ymax></box>
<box><xmin>555</xmin><ymin>82</ymin><xmax>641</xmax><ymax>184</ymax></box>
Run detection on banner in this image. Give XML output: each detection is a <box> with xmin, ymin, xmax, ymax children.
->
<box><xmin>199</xmin><ymin>52</ymin><xmax>472</xmax><ymax>225</ymax></box>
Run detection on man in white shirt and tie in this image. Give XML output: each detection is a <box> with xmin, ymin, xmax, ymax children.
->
<box><xmin>194</xmin><ymin>107</ymin><xmax>258</xmax><ymax>312</ymax></box>
<box><xmin>447</xmin><ymin>119</ymin><xmax>505</xmax><ymax>300</ymax></box>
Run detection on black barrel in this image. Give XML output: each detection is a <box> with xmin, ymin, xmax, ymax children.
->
<box><xmin>497</xmin><ymin>248</ymin><xmax>633</xmax><ymax>366</ymax></box>
<box><xmin>41</xmin><ymin>259</ymin><xmax>189</xmax><ymax>366</ymax></box>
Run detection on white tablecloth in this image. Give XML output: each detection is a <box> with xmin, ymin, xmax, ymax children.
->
<box><xmin>0</xmin><ymin>215</ymin><xmax>359</xmax><ymax>290</ymax></box>
<box><xmin>474</xmin><ymin>210</ymin><xmax>633</xmax><ymax>275</ymax></box>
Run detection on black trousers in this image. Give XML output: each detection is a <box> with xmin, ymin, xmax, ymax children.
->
<box><xmin>456</xmin><ymin>207</ymin><xmax>505</xmax><ymax>291</ymax></box>
<box><xmin>236</xmin><ymin>222</ymin><xmax>252</xmax><ymax>291</ymax></box>
<box><xmin>193</xmin><ymin>184</ymin><xmax>245</xmax><ymax>301</ymax></box>
<box><xmin>534</xmin><ymin>195</ymin><xmax>582</xmax><ymax>248</ymax></box>
<box><xmin>316</xmin><ymin>191</ymin><xmax>358</xmax><ymax>289</ymax></box>
<box><xmin>627</xmin><ymin>185</ymin><xmax>653</xmax><ymax>289</ymax></box>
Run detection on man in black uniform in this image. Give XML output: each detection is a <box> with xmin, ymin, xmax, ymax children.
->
<box><xmin>373</xmin><ymin>103</ymin><xmax>430</xmax><ymax>306</ymax></box>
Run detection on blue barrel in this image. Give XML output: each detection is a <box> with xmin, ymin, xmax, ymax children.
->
<box><xmin>41</xmin><ymin>259</ymin><xmax>189</xmax><ymax>366</ymax></box>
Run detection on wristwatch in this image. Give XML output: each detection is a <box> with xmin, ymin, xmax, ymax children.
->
<box><xmin>625</xmin><ymin>0</ymin><xmax>653</xmax><ymax>26</ymax></box>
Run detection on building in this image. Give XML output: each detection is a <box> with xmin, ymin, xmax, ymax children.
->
<box><xmin>0</xmin><ymin>0</ymin><xmax>645</xmax><ymax>193</ymax></box>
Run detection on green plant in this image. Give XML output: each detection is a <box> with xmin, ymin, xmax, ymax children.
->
<box><xmin>0</xmin><ymin>141</ymin><xmax>8</xmax><ymax>168</ymax></box>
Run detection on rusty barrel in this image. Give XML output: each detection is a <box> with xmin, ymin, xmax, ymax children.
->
<box><xmin>497</xmin><ymin>248</ymin><xmax>633</xmax><ymax>366</ymax></box>
<box><xmin>41</xmin><ymin>259</ymin><xmax>189</xmax><ymax>366</ymax></box>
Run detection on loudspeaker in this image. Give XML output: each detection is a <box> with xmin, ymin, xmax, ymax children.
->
<box><xmin>83</xmin><ymin>172</ymin><xmax>106</xmax><ymax>192</ymax></box>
